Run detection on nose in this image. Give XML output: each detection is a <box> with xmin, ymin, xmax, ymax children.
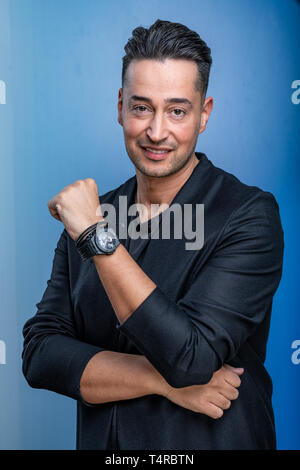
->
<box><xmin>146</xmin><ymin>112</ymin><xmax>169</xmax><ymax>142</ymax></box>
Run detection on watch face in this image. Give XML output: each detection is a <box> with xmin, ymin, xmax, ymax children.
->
<box><xmin>95</xmin><ymin>227</ymin><xmax>119</xmax><ymax>253</ymax></box>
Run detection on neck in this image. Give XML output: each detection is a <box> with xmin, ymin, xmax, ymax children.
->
<box><xmin>135</xmin><ymin>152</ymin><xmax>199</xmax><ymax>222</ymax></box>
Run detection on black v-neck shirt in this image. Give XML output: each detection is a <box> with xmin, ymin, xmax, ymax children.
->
<box><xmin>22</xmin><ymin>152</ymin><xmax>284</xmax><ymax>449</ymax></box>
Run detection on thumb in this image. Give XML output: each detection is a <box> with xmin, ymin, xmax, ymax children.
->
<box><xmin>232</xmin><ymin>367</ymin><xmax>244</xmax><ymax>375</ymax></box>
<box><xmin>223</xmin><ymin>364</ymin><xmax>244</xmax><ymax>375</ymax></box>
<box><xmin>48</xmin><ymin>200</ymin><xmax>62</xmax><ymax>222</ymax></box>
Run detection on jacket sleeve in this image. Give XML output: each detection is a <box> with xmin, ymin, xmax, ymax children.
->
<box><xmin>117</xmin><ymin>191</ymin><xmax>284</xmax><ymax>388</ymax></box>
<box><xmin>22</xmin><ymin>229</ymin><xmax>106</xmax><ymax>402</ymax></box>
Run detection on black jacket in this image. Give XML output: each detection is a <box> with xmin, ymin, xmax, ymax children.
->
<box><xmin>22</xmin><ymin>152</ymin><xmax>284</xmax><ymax>449</ymax></box>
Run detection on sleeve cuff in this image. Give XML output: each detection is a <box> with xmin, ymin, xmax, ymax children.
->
<box><xmin>24</xmin><ymin>333</ymin><xmax>107</xmax><ymax>404</ymax></box>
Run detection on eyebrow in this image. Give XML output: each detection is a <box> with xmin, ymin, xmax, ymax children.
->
<box><xmin>129</xmin><ymin>95</ymin><xmax>193</xmax><ymax>107</ymax></box>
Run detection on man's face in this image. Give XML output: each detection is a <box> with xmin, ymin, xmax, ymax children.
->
<box><xmin>118</xmin><ymin>58</ymin><xmax>212</xmax><ymax>178</ymax></box>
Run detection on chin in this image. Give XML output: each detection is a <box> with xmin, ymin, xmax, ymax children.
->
<box><xmin>130</xmin><ymin>157</ymin><xmax>175</xmax><ymax>178</ymax></box>
<box><xmin>140</xmin><ymin>167</ymin><xmax>173</xmax><ymax>178</ymax></box>
<box><xmin>130</xmin><ymin>162</ymin><xmax>161</xmax><ymax>178</ymax></box>
<box><xmin>130</xmin><ymin>151</ymin><xmax>194</xmax><ymax>179</ymax></box>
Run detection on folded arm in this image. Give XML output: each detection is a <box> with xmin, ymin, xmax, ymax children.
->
<box><xmin>22</xmin><ymin>227</ymin><xmax>241</xmax><ymax>419</ymax></box>
<box><xmin>22</xmin><ymin>191</ymin><xmax>283</xmax><ymax>410</ymax></box>
<box><xmin>80</xmin><ymin>350</ymin><xmax>243</xmax><ymax>419</ymax></box>
<box><xmin>92</xmin><ymin>191</ymin><xmax>284</xmax><ymax>387</ymax></box>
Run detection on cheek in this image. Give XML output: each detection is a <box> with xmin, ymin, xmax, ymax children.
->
<box><xmin>123</xmin><ymin>116</ymin><xmax>146</xmax><ymax>139</ymax></box>
<box><xmin>174</xmin><ymin>122</ymin><xmax>198</xmax><ymax>145</ymax></box>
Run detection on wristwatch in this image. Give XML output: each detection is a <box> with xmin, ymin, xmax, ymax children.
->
<box><xmin>76</xmin><ymin>221</ymin><xmax>120</xmax><ymax>261</ymax></box>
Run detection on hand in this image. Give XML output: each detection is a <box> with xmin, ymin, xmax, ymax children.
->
<box><xmin>163</xmin><ymin>364</ymin><xmax>244</xmax><ymax>419</ymax></box>
<box><xmin>47</xmin><ymin>178</ymin><xmax>104</xmax><ymax>241</ymax></box>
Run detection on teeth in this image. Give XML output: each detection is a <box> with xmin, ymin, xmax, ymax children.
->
<box><xmin>146</xmin><ymin>148</ymin><xmax>169</xmax><ymax>154</ymax></box>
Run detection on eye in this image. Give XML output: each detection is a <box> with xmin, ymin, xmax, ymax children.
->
<box><xmin>171</xmin><ymin>108</ymin><xmax>186</xmax><ymax>118</ymax></box>
<box><xmin>133</xmin><ymin>105</ymin><xmax>149</xmax><ymax>114</ymax></box>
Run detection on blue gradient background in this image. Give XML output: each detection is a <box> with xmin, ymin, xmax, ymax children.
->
<box><xmin>0</xmin><ymin>0</ymin><xmax>299</xmax><ymax>450</ymax></box>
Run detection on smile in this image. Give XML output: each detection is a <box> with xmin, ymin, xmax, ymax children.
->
<box><xmin>142</xmin><ymin>146</ymin><xmax>172</xmax><ymax>160</ymax></box>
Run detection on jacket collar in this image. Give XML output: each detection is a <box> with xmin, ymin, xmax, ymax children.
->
<box><xmin>101</xmin><ymin>152</ymin><xmax>213</xmax><ymax>256</ymax></box>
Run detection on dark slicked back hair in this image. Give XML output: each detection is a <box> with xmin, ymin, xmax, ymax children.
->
<box><xmin>122</xmin><ymin>19</ymin><xmax>212</xmax><ymax>104</ymax></box>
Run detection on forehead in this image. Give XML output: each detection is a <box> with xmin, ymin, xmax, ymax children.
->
<box><xmin>124</xmin><ymin>58</ymin><xmax>200</xmax><ymax>100</ymax></box>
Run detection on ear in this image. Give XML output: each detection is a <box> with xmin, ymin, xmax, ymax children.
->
<box><xmin>198</xmin><ymin>96</ymin><xmax>213</xmax><ymax>135</ymax></box>
<box><xmin>117</xmin><ymin>88</ymin><xmax>123</xmax><ymax>126</ymax></box>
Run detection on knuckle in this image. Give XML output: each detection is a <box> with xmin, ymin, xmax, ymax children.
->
<box><xmin>221</xmin><ymin>398</ymin><xmax>228</xmax><ymax>409</ymax></box>
<box><xmin>214</xmin><ymin>378</ymin><xmax>221</xmax><ymax>387</ymax></box>
<box><xmin>228</xmin><ymin>372</ymin><xmax>238</xmax><ymax>384</ymax></box>
<box><xmin>196</xmin><ymin>399</ymin><xmax>205</xmax><ymax>413</ymax></box>
<box><xmin>58</xmin><ymin>191</ymin><xmax>66</xmax><ymax>201</ymax></box>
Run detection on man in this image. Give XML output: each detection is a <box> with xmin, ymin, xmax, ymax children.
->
<box><xmin>22</xmin><ymin>19</ymin><xmax>284</xmax><ymax>450</ymax></box>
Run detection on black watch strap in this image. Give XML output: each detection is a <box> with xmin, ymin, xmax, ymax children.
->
<box><xmin>76</xmin><ymin>224</ymin><xmax>120</xmax><ymax>261</ymax></box>
<box><xmin>77</xmin><ymin>231</ymin><xmax>100</xmax><ymax>261</ymax></box>
<box><xmin>76</xmin><ymin>220</ymin><xmax>108</xmax><ymax>248</ymax></box>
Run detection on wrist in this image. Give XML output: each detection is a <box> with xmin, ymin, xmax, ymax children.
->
<box><xmin>139</xmin><ymin>356</ymin><xmax>173</xmax><ymax>397</ymax></box>
<box><xmin>76</xmin><ymin>219</ymin><xmax>119</xmax><ymax>261</ymax></box>
<box><xmin>76</xmin><ymin>218</ymin><xmax>106</xmax><ymax>245</ymax></box>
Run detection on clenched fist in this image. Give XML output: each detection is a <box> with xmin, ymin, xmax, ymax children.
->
<box><xmin>47</xmin><ymin>178</ymin><xmax>104</xmax><ymax>241</ymax></box>
<box><xmin>163</xmin><ymin>364</ymin><xmax>244</xmax><ymax>419</ymax></box>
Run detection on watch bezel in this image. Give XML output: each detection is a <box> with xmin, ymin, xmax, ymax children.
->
<box><xmin>95</xmin><ymin>225</ymin><xmax>120</xmax><ymax>254</ymax></box>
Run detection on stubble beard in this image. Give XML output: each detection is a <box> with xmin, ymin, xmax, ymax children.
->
<box><xmin>126</xmin><ymin>144</ymin><xmax>197</xmax><ymax>178</ymax></box>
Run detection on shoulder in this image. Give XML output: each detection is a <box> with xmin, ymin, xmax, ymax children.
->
<box><xmin>199</xmin><ymin>153</ymin><xmax>282</xmax><ymax>225</ymax></box>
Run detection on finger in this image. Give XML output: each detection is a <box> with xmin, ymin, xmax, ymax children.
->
<box><xmin>210</xmin><ymin>393</ymin><xmax>231</xmax><ymax>410</ymax></box>
<box><xmin>49</xmin><ymin>210</ymin><xmax>62</xmax><ymax>222</ymax></box>
<box><xmin>85</xmin><ymin>177</ymin><xmax>96</xmax><ymax>185</ymax></box>
<box><xmin>222</xmin><ymin>369</ymin><xmax>242</xmax><ymax>388</ymax></box>
<box><xmin>224</xmin><ymin>375</ymin><xmax>241</xmax><ymax>388</ymax></box>
<box><xmin>85</xmin><ymin>178</ymin><xmax>98</xmax><ymax>194</ymax></box>
<box><xmin>218</xmin><ymin>385</ymin><xmax>239</xmax><ymax>401</ymax></box>
<box><xmin>205</xmin><ymin>403</ymin><xmax>224</xmax><ymax>420</ymax></box>
<box><xmin>48</xmin><ymin>200</ymin><xmax>62</xmax><ymax>222</ymax></box>
<box><xmin>223</xmin><ymin>364</ymin><xmax>244</xmax><ymax>375</ymax></box>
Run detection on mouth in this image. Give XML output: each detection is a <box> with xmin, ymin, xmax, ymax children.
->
<box><xmin>141</xmin><ymin>146</ymin><xmax>173</xmax><ymax>161</ymax></box>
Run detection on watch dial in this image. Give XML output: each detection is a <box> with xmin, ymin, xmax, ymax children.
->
<box><xmin>96</xmin><ymin>227</ymin><xmax>118</xmax><ymax>253</ymax></box>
